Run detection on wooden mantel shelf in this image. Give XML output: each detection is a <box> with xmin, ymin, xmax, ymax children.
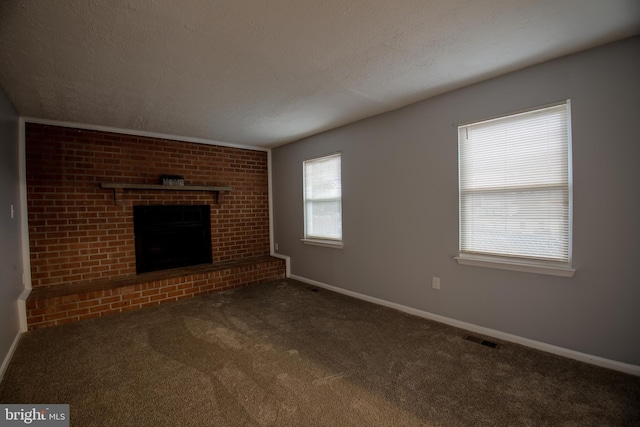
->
<box><xmin>101</xmin><ymin>183</ymin><xmax>233</xmax><ymax>192</ymax></box>
<box><xmin>100</xmin><ymin>182</ymin><xmax>233</xmax><ymax>204</ymax></box>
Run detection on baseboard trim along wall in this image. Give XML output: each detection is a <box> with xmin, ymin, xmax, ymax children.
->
<box><xmin>270</xmin><ymin>253</ymin><xmax>291</xmax><ymax>277</ymax></box>
<box><xmin>289</xmin><ymin>273</ymin><xmax>640</xmax><ymax>377</ymax></box>
<box><xmin>0</xmin><ymin>331</ymin><xmax>22</xmax><ymax>383</ymax></box>
<box><xmin>18</xmin><ymin>288</ymin><xmax>30</xmax><ymax>332</ymax></box>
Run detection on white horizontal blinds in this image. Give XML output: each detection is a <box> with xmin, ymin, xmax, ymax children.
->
<box><xmin>459</xmin><ymin>102</ymin><xmax>570</xmax><ymax>262</ymax></box>
<box><xmin>304</xmin><ymin>153</ymin><xmax>342</xmax><ymax>240</ymax></box>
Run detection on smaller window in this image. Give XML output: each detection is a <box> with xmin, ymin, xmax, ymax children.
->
<box><xmin>303</xmin><ymin>153</ymin><xmax>342</xmax><ymax>246</ymax></box>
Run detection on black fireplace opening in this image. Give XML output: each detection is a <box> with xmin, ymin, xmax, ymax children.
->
<box><xmin>133</xmin><ymin>205</ymin><xmax>212</xmax><ymax>274</ymax></box>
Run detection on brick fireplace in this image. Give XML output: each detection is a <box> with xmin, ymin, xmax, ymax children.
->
<box><xmin>25</xmin><ymin>123</ymin><xmax>285</xmax><ymax>329</ymax></box>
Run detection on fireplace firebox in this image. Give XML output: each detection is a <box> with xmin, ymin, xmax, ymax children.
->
<box><xmin>133</xmin><ymin>205</ymin><xmax>212</xmax><ymax>274</ymax></box>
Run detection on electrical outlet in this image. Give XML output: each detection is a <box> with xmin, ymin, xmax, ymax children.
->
<box><xmin>432</xmin><ymin>276</ymin><xmax>440</xmax><ymax>290</ymax></box>
<box><xmin>275</xmin><ymin>242</ymin><xmax>279</xmax><ymax>251</ymax></box>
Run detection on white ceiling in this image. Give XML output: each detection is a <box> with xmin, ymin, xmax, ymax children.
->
<box><xmin>1</xmin><ymin>0</ymin><xmax>639</xmax><ymax>148</ymax></box>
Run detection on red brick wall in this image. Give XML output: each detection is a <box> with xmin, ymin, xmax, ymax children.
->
<box><xmin>26</xmin><ymin>123</ymin><xmax>270</xmax><ymax>288</ymax></box>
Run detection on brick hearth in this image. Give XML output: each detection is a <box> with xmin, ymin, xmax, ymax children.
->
<box><xmin>26</xmin><ymin>256</ymin><xmax>285</xmax><ymax>329</ymax></box>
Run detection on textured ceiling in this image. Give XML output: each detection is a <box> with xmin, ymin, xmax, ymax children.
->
<box><xmin>1</xmin><ymin>1</ymin><xmax>639</xmax><ymax>148</ymax></box>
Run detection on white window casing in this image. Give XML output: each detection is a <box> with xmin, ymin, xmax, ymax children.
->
<box><xmin>456</xmin><ymin>101</ymin><xmax>575</xmax><ymax>277</ymax></box>
<box><xmin>302</xmin><ymin>153</ymin><xmax>343</xmax><ymax>248</ymax></box>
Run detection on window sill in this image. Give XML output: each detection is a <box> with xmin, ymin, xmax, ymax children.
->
<box><xmin>454</xmin><ymin>254</ymin><xmax>575</xmax><ymax>277</ymax></box>
<box><xmin>301</xmin><ymin>238</ymin><xmax>344</xmax><ymax>249</ymax></box>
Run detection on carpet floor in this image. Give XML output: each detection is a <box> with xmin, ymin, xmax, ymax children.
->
<box><xmin>1</xmin><ymin>278</ymin><xmax>638</xmax><ymax>426</ymax></box>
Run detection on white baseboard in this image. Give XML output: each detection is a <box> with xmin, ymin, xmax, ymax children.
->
<box><xmin>18</xmin><ymin>288</ymin><xmax>31</xmax><ymax>332</ymax></box>
<box><xmin>270</xmin><ymin>253</ymin><xmax>291</xmax><ymax>277</ymax></box>
<box><xmin>289</xmin><ymin>274</ymin><xmax>640</xmax><ymax>377</ymax></box>
<box><xmin>0</xmin><ymin>331</ymin><xmax>22</xmax><ymax>383</ymax></box>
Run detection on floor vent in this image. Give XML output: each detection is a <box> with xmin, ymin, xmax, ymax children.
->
<box><xmin>464</xmin><ymin>335</ymin><xmax>500</xmax><ymax>349</ymax></box>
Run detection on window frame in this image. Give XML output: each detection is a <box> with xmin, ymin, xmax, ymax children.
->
<box><xmin>454</xmin><ymin>101</ymin><xmax>575</xmax><ymax>277</ymax></box>
<box><xmin>301</xmin><ymin>152</ymin><xmax>343</xmax><ymax>249</ymax></box>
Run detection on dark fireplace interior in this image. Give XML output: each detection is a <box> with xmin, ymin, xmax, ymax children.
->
<box><xmin>133</xmin><ymin>205</ymin><xmax>212</xmax><ymax>274</ymax></box>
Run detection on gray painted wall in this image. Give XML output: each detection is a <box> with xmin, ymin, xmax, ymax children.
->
<box><xmin>272</xmin><ymin>36</ymin><xmax>640</xmax><ymax>365</ymax></box>
<box><xmin>0</xmin><ymin>87</ymin><xmax>22</xmax><ymax>373</ymax></box>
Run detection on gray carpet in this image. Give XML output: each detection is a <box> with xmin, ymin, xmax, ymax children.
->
<box><xmin>1</xmin><ymin>279</ymin><xmax>638</xmax><ymax>426</ymax></box>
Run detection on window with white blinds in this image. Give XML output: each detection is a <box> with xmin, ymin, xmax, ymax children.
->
<box><xmin>303</xmin><ymin>153</ymin><xmax>342</xmax><ymax>242</ymax></box>
<box><xmin>458</xmin><ymin>101</ymin><xmax>572</xmax><ymax>264</ymax></box>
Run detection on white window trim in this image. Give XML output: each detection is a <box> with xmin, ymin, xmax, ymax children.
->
<box><xmin>303</xmin><ymin>152</ymin><xmax>343</xmax><ymax>246</ymax></box>
<box><xmin>454</xmin><ymin>253</ymin><xmax>575</xmax><ymax>277</ymax></box>
<box><xmin>301</xmin><ymin>238</ymin><xmax>344</xmax><ymax>249</ymax></box>
<box><xmin>456</xmin><ymin>100</ymin><xmax>575</xmax><ymax>276</ymax></box>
